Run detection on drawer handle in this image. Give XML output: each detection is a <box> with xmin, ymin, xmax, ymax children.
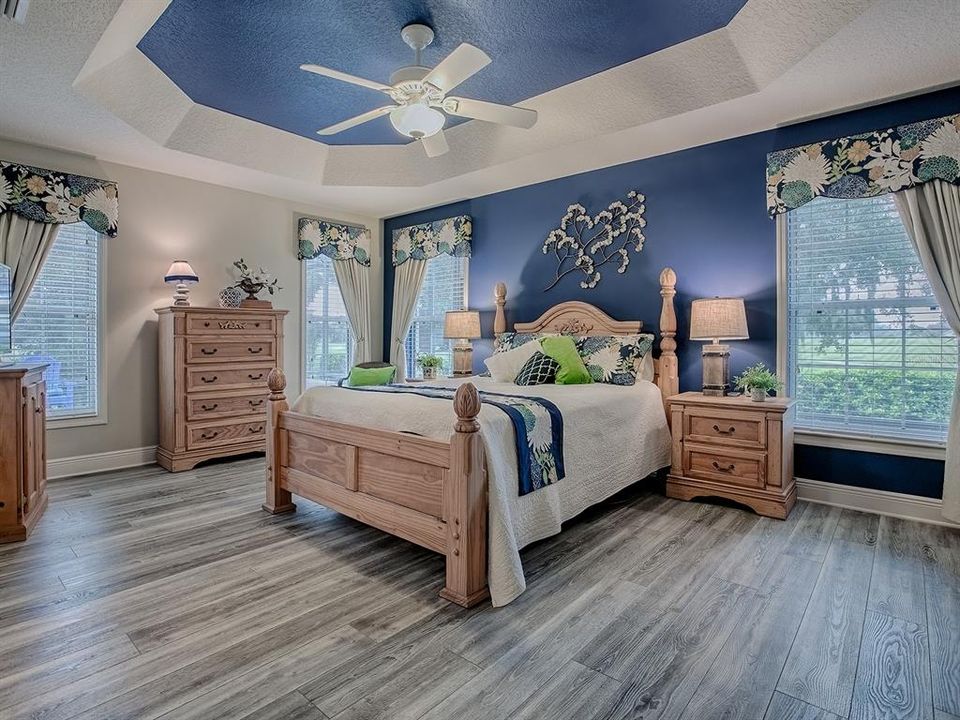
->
<box><xmin>712</xmin><ymin>460</ymin><xmax>736</xmax><ymax>473</ymax></box>
<box><xmin>200</xmin><ymin>431</ymin><xmax>219</xmax><ymax>440</ymax></box>
<box><xmin>254</xmin><ymin>322</ymin><xmax>261</xmax><ymax>328</ymax></box>
<box><xmin>249</xmin><ymin>426</ymin><xmax>263</xmax><ymax>433</ymax></box>
<box><xmin>248</xmin><ymin>373</ymin><xmax>264</xmax><ymax>380</ymax></box>
<box><xmin>248</xmin><ymin>399</ymin><xmax>264</xmax><ymax>408</ymax></box>
<box><xmin>204</xmin><ymin>321</ymin><xmax>210</xmax><ymax>327</ymax></box>
<box><xmin>712</xmin><ymin>424</ymin><xmax>736</xmax><ymax>435</ymax></box>
<box><xmin>247</xmin><ymin>347</ymin><xmax>263</xmax><ymax>354</ymax></box>
<box><xmin>200</xmin><ymin>348</ymin><xmax>218</xmax><ymax>355</ymax></box>
<box><xmin>200</xmin><ymin>403</ymin><xmax>219</xmax><ymax>411</ymax></box>
<box><xmin>200</xmin><ymin>375</ymin><xmax>218</xmax><ymax>384</ymax></box>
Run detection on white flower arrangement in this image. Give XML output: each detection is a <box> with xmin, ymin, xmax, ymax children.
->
<box><xmin>542</xmin><ymin>189</ymin><xmax>646</xmax><ymax>291</ymax></box>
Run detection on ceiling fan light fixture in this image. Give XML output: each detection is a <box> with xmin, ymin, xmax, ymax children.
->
<box><xmin>389</xmin><ymin>102</ymin><xmax>445</xmax><ymax>139</ymax></box>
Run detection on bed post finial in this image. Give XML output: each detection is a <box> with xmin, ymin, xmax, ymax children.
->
<box><xmin>444</xmin><ymin>381</ymin><xmax>488</xmax><ymax>607</ymax></box>
<box><xmin>657</xmin><ymin>268</ymin><xmax>680</xmax><ymax>406</ymax></box>
<box><xmin>494</xmin><ymin>282</ymin><xmax>507</xmax><ymax>335</ymax></box>
<box><xmin>262</xmin><ymin>367</ymin><xmax>295</xmax><ymax>515</ymax></box>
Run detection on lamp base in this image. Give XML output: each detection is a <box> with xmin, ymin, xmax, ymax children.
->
<box><xmin>701</xmin><ymin>343</ymin><xmax>730</xmax><ymax>396</ymax></box>
<box><xmin>451</xmin><ymin>340</ymin><xmax>473</xmax><ymax>377</ymax></box>
<box><xmin>171</xmin><ymin>283</ymin><xmax>191</xmax><ymax>307</ymax></box>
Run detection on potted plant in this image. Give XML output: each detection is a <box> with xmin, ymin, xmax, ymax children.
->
<box><xmin>416</xmin><ymin>353</ymin><xmax>444</xmax><ymax>381</ymax></box>
<box><xmin>734</xmin><ymin>362</ymin><xmax>783</xmax><ymax>402</ymax></box>
<box><xmin>232</xmin><ymin>258</ymin><xmax>281</xmax><ymax>307</ymax></box>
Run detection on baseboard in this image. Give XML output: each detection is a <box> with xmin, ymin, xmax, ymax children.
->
<box><xmin>796</xmin><ymin>477</ymin><xmax>958</xmax><ymax>527</ymax></box>
<box><xmin>48</xmin><ymin>446</ymin><xmax>157</xmax><ymax>480</ymax></box>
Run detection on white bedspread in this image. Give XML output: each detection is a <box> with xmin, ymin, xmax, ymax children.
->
<box><xmin>292</xmin><ymin>377</ymin><xmax>672</xmax><ymax>605</ymax></box>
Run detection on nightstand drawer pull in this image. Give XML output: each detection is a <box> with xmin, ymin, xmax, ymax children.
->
<box><xmin>247</xmin><ymin>347</ymin><xmax>263</xmax><ymax>354</ymax></box>
<box><xmin>248</xmin><ymin>372</ymin><xmax>264</xmax><ymax>380</ymax></box>
<box><xmin>200</xmin><ymin>375</ymin><xmax>218</xmax><ymax>384</ymax></box>
<box><xmin>200</xmin><ymin>348</ymin><xmax>218</xmax><ymax>355</ymax></box>
<box><xmin>249</xmin><ymin>426</ymin><xmax>263</xmax><ymax>433</ymax></box>
<box><xmin>200</xmin><ymin>403</ymin><xmax>219</xmax><ymax>411</ymax></box>
<box><xmin>712</xmin><ymin>424</ymin><xmax>736</xmax><ymax>434</ymax></box>
<box><xmin>248</xmin><ymin>399</ymin><xmax>264</xmax><ymax>408</ymax></box>
<box><xmin>712</xmin><ymin>460</ymin><xmax>736</xmax><ymax>473</ymax></box>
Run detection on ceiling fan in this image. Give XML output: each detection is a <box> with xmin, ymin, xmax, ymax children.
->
<box><xmin>300</xmin><ymin>23</ymin><xmax>537</xmax><ymax>158</ymax></box>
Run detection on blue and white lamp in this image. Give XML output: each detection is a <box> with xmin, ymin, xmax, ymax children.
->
<box><xmin>164</xmin><ymin>260</ymin><xmax>198</xmax><ymax>307</ymax></box>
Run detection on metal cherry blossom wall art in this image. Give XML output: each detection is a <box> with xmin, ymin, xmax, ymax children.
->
<box><xmin>541</xmin><ymin>189</ymin><xmax>646</xmax><ymax>291</ymax></box>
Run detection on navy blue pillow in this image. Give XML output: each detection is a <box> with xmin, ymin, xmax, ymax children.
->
<box><xmin>515</xmin><ymin>351</ymin><xmax>559</xmax><ymax>386</ymax></box>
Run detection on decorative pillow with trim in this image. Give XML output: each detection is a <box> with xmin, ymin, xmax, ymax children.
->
<box><xmin>514</xmin><ymin>351</ymin><xmax>560</xmax><ymax>386</ymax></box>
<box><xmin>575</xmin><ymin>334</ymin><xmax>655</xmax><ymax>385</ymax></box>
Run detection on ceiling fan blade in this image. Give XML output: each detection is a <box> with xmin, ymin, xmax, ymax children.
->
<box><xmin>422</xmin><ymin>43</ymin><xmax>491</xmax><ymax>93</ymax></box>
<box><xmin>445</xmin><ymin>97</ymin><xmax>537</xmax><ymax>129</ymax></box>
<box><xmin>421</xmin><ymin>130</ymin><xmax>449</xmax><ymax>158</ymax></box>
<box><xmin>317</xmin><ymin>106</ymin><xmax>395</xmax><ymax>136</ymax></box>
<box><xmin>300</xmin><ymin>64</ymin><xmax>391</xmax><ymax>93</ymax></box>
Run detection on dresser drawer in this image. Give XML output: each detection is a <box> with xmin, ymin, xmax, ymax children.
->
<box><xmin>186</xmin><ymin>364</ymin><xmax>272</xmax><ymax>393</ymax></box>
<box><xmin>186</xmin><ymin>391</ymin><xmax>268</xmax><ymax>421</ymax></box>
<box><xmin>685</xmin><ymin>407</ymin><xmax>766</xmax><ymax>449</ymax></box>
<box><xmin>684</xmin><ymin>444</ymin><xmax>766</xmax><ymax>488</ymax></box>
<box><xmin>186</xmin><ymin>420</ymin><xmax>266</xmax><ymax>450</ymax></box>
<box><xmin>185</xmin><ymin>313</ymin><xmax>276</xmax><ymax>336</ymax></box>
<box><xmin>185</xmin><ymin>339</ymin><xmax>276</xmax><ymax>364</ymax></box>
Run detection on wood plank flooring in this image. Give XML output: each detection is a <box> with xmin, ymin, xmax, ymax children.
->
<box><xmin>1</xmin><ymin>458</ymin><xmax>957</xmax><ymax>720</ymax></box>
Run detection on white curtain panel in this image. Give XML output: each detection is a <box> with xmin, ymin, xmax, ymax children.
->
<box><xmin>333</xmin><ymin>259</ymin><xmax>373</xmax><ymax>364</ymax></box>
<box><xmin>894</xmin><ymin>180</ymin><xmax>960</xmax><ymax>522</ymax></box>
<box><xmin>0</xmin><ymin>213</ymin><xmax>61</xmax><ymax>321</ymax></box>
<box><xmin>389</xmin><ymin>259</ymin><xmax>428</xmax><ymax>381</ymax></box>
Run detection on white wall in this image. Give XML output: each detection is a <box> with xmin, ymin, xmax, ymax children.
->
<box><xmin>0</xmin><ymin>138</ymin><xmax>382</xmax><ymax>461</ymax></box>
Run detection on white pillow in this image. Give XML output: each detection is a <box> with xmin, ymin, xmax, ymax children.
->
<box><xmin>484</xmin><ymin>339</ymin><xmax>541</xmax><ymax>382</ymax></box>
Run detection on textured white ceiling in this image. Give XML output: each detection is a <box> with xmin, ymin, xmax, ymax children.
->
<box><xmin>1</xmin><ymin>0</ymin><xmax>958</xmax><ymax>218</ymax></box>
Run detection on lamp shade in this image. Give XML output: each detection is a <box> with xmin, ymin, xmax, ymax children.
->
<box><xmin>689</xmin><ymin>297</ymin><xmax>748</xmax><ymax>341</ymax></box>
<box><xmin>444</xmin><ymin>310</ymin><xmax>481</xmax><ymax>339</ymax></box>
<box><xmin>164</xmin><ymin>260</ymin><xmax>198</xmax><ymax>284</ymax></box>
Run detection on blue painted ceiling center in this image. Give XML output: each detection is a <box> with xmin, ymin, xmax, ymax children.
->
<box><xmin>138</xmin><ymin>0</ymin><xmax>747</xmax><ymax>146</ymax></box>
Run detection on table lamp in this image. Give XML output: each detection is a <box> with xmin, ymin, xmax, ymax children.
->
<box><xmin>444</xmin><ymin>310</ymin><xmax>481</xmax><ymax>377</ymax></box>
<box><xmin>164</xmin><ymin>260</ymin><xmax>199</xmax><ymax>306</ymax></box>
<box><xmin>689</xmin><ymin>297</ymin><xmax>748</xmax><ymax>396</ymax></box>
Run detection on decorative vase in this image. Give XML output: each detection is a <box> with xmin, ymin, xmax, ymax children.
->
<box><xmin>422</xmin><ymin>366</ymin><xmax>438</xmax><ymax>381</ymax></box>
<box><xmin>750</xmin><ymin>387</ymin><xmax>767</xmax><ymax>402</ymax></box>
<box><xmin>218</xmin><ymin>286</ymin><xmax>243</xmax><ymax>309</ymax></box>
<box><xmin>237</xmin><ymin>279</ymin><xmax>272</xmax><ymax>308</ymax></box>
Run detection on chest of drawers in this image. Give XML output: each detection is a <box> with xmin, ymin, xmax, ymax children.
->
<box><xmin>155</xmin><ymin>307</ymin><xmax>287</xmax><ymax>472</ymax></box>
<box><xmin>666</xmin><ymin>392</ymin><xmax>796</xmax><ymax>519</ymax></box>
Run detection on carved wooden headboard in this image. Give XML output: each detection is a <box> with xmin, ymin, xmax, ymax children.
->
<box><xmin>492</xmin><ymin>268</ymin><xmax>679</xmax><ymax>406</ymax></box>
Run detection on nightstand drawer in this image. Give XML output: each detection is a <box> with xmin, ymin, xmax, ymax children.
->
<box><xmin>684</xmin><ymin>444</ymin><xmax>765</xmax><ymax>488</ymax></box>
<box><xmin>685</xmin><ymin>407</ymin><xmax>766</xmax><ymax>449</ymax></box>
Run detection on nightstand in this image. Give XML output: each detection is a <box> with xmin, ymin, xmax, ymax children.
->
<box><xmin>666</xmin><ymin>392</ymin><xmax>797</xmax><ymax>519</ymax></box>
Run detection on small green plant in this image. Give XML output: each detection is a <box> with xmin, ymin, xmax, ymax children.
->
<box><xmin>734</xmin><ymin>362</ymin><xmax>783</xmax><ymax>396</ymax></box>
<box><xmin>416</xmin><ymin>354</ymin><xmax>444</xmax><ymax>370</ymax></box>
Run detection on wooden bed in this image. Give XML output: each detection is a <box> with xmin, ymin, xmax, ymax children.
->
<box><xmin>262</xmin><ymin>267</ymin><xmax>679</xmax><ymax>607</ymax></box>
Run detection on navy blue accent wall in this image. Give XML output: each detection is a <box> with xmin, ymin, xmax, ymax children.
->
<box><xmin>384</xmin><ymin>86</ymin><xmax>960</xmax><ymax>499</ymax></box>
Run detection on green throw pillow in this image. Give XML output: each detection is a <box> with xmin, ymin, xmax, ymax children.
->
<box><xmin>347</xmin><ymin>365</ymin><xmax>396</xmax><ymax>386</ymax></box>
<box><xmin>539</xmin><ymin>336</ymin><xmax>592</xmax><ymax>385</ymax></box>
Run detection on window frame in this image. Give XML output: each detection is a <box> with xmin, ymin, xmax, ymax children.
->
<box><xmin>299</xmin><ymin>256</ymin><xmax>355</xmax><ymax>390</ymax></box>
<box><xmin>404</xmin><ymin>255</ymin><xmax>469</xmax><ymax>378</ymax></box>
<box><xmin>19</xmin><ymin>226</ymin><xmax>108</xmax><ymax>429</ymax></box>
<box><xmin>776</xmin><ymin>212</ymin><xmax>948</xmax><ymax>461</ymax></box>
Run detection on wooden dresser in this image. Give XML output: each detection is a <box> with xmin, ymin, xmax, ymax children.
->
<box><xmin>667</xmin><ymin>392</ymin><xmax>796</xmax><ymax>519</ymax></box>
<box><xmin>156</xmin><ymin>307</ymin><xmax>287</xmax><ymax>472</ymax></box>
<box><xmin>0</xmin><ymin>364</ymin><xmax>48</xmax><ymax>543</ymax></box>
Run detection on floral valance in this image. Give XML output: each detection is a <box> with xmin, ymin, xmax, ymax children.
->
<box><xmin>0</xmin><ymin>161</ymin><xmax>119</xmax><ymax>236</ymax></box>
<box><xmin>297</xmin><ymin>217</ymin><xmax>371</xmax><ymax>266</ymax></box>
<box><xmin>392</xmin><ymin>215</ymin><xmax>472</xmax><ymax>266</ymax></box>
<box><xmin>767</xmin><ymin>112</ymin><xmax>960</xmax><ymax>216</ymax></box>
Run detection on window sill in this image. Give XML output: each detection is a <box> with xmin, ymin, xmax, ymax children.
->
<box><xmin>795</xmin><ymin>429</ymin><xmax>946</xmax><ymax>461</ymax></box>
<box><xmin>46</xmin><ymin>414</ymin><xmax>108</xmax><ymax>430</ymax></box>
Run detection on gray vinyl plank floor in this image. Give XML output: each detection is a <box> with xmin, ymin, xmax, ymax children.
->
<box><xmin>1</xmin><ymin>457</ymin><xmax>957</xmax><ymax>720</ymax></box>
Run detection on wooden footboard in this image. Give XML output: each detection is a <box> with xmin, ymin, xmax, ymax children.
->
<box><xmin>262</xmin><ymin>369</ymin><xmax>489</xmax><ymax>607</ymax></box>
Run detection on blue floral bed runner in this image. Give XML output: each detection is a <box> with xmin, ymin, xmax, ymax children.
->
<box><xmin>340</xmin><ymin>384</ymin><xmax>565</xmax><ymax>496</ymax></box>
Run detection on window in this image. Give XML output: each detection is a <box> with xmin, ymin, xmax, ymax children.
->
<box><xmin>784</xmin><ymin>194</ymin><xmax>958</xmax><ymax>443</ymax></box>
<box><xmin>405</xmin><ymin>255</ymin><xmax>468</xmax><ymax>376</ymax></box>
<box><xmin>303</xmin><ymin>257</ymin><xmax>353</xmax><ymax>387</ymax></box>
<box><xmin>12</xmin><ymin>222</ymin><xmax>102</xmax><ymax>420</ymax></box>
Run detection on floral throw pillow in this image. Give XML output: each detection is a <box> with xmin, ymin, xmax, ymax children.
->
<box><xmin>515</xmin><ymin>351</ymin><xmax>560</xmax><ymax>386</ymax></box>
<box><xmin>494</xmin><ymin>332</ymin><xmax>545</xmax><ymax>354</ymax></box>
<box><xmin>575</xmin><ymin>334</ymin><xmax>655</xmax><ymax>385</ymax></box>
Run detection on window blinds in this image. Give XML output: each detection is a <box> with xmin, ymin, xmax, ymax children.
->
<box><xmin>303</xmin><ymin>256</ymin><xmax>353</xmax><ymax>387</ymax></box>
<box><xmin>786</xmin><ymin>195</ymin><xmax>958</xmax><ymax>442</ymax></box>
<box><xmin>405</xmin><ymin>255</ymin><xmax>468</xmax><ymax>377</ymax></box>
<box><xmin>13</xmin><ymin>222</ymin><xmax>101</xmax><ymax>419</ymax></box>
